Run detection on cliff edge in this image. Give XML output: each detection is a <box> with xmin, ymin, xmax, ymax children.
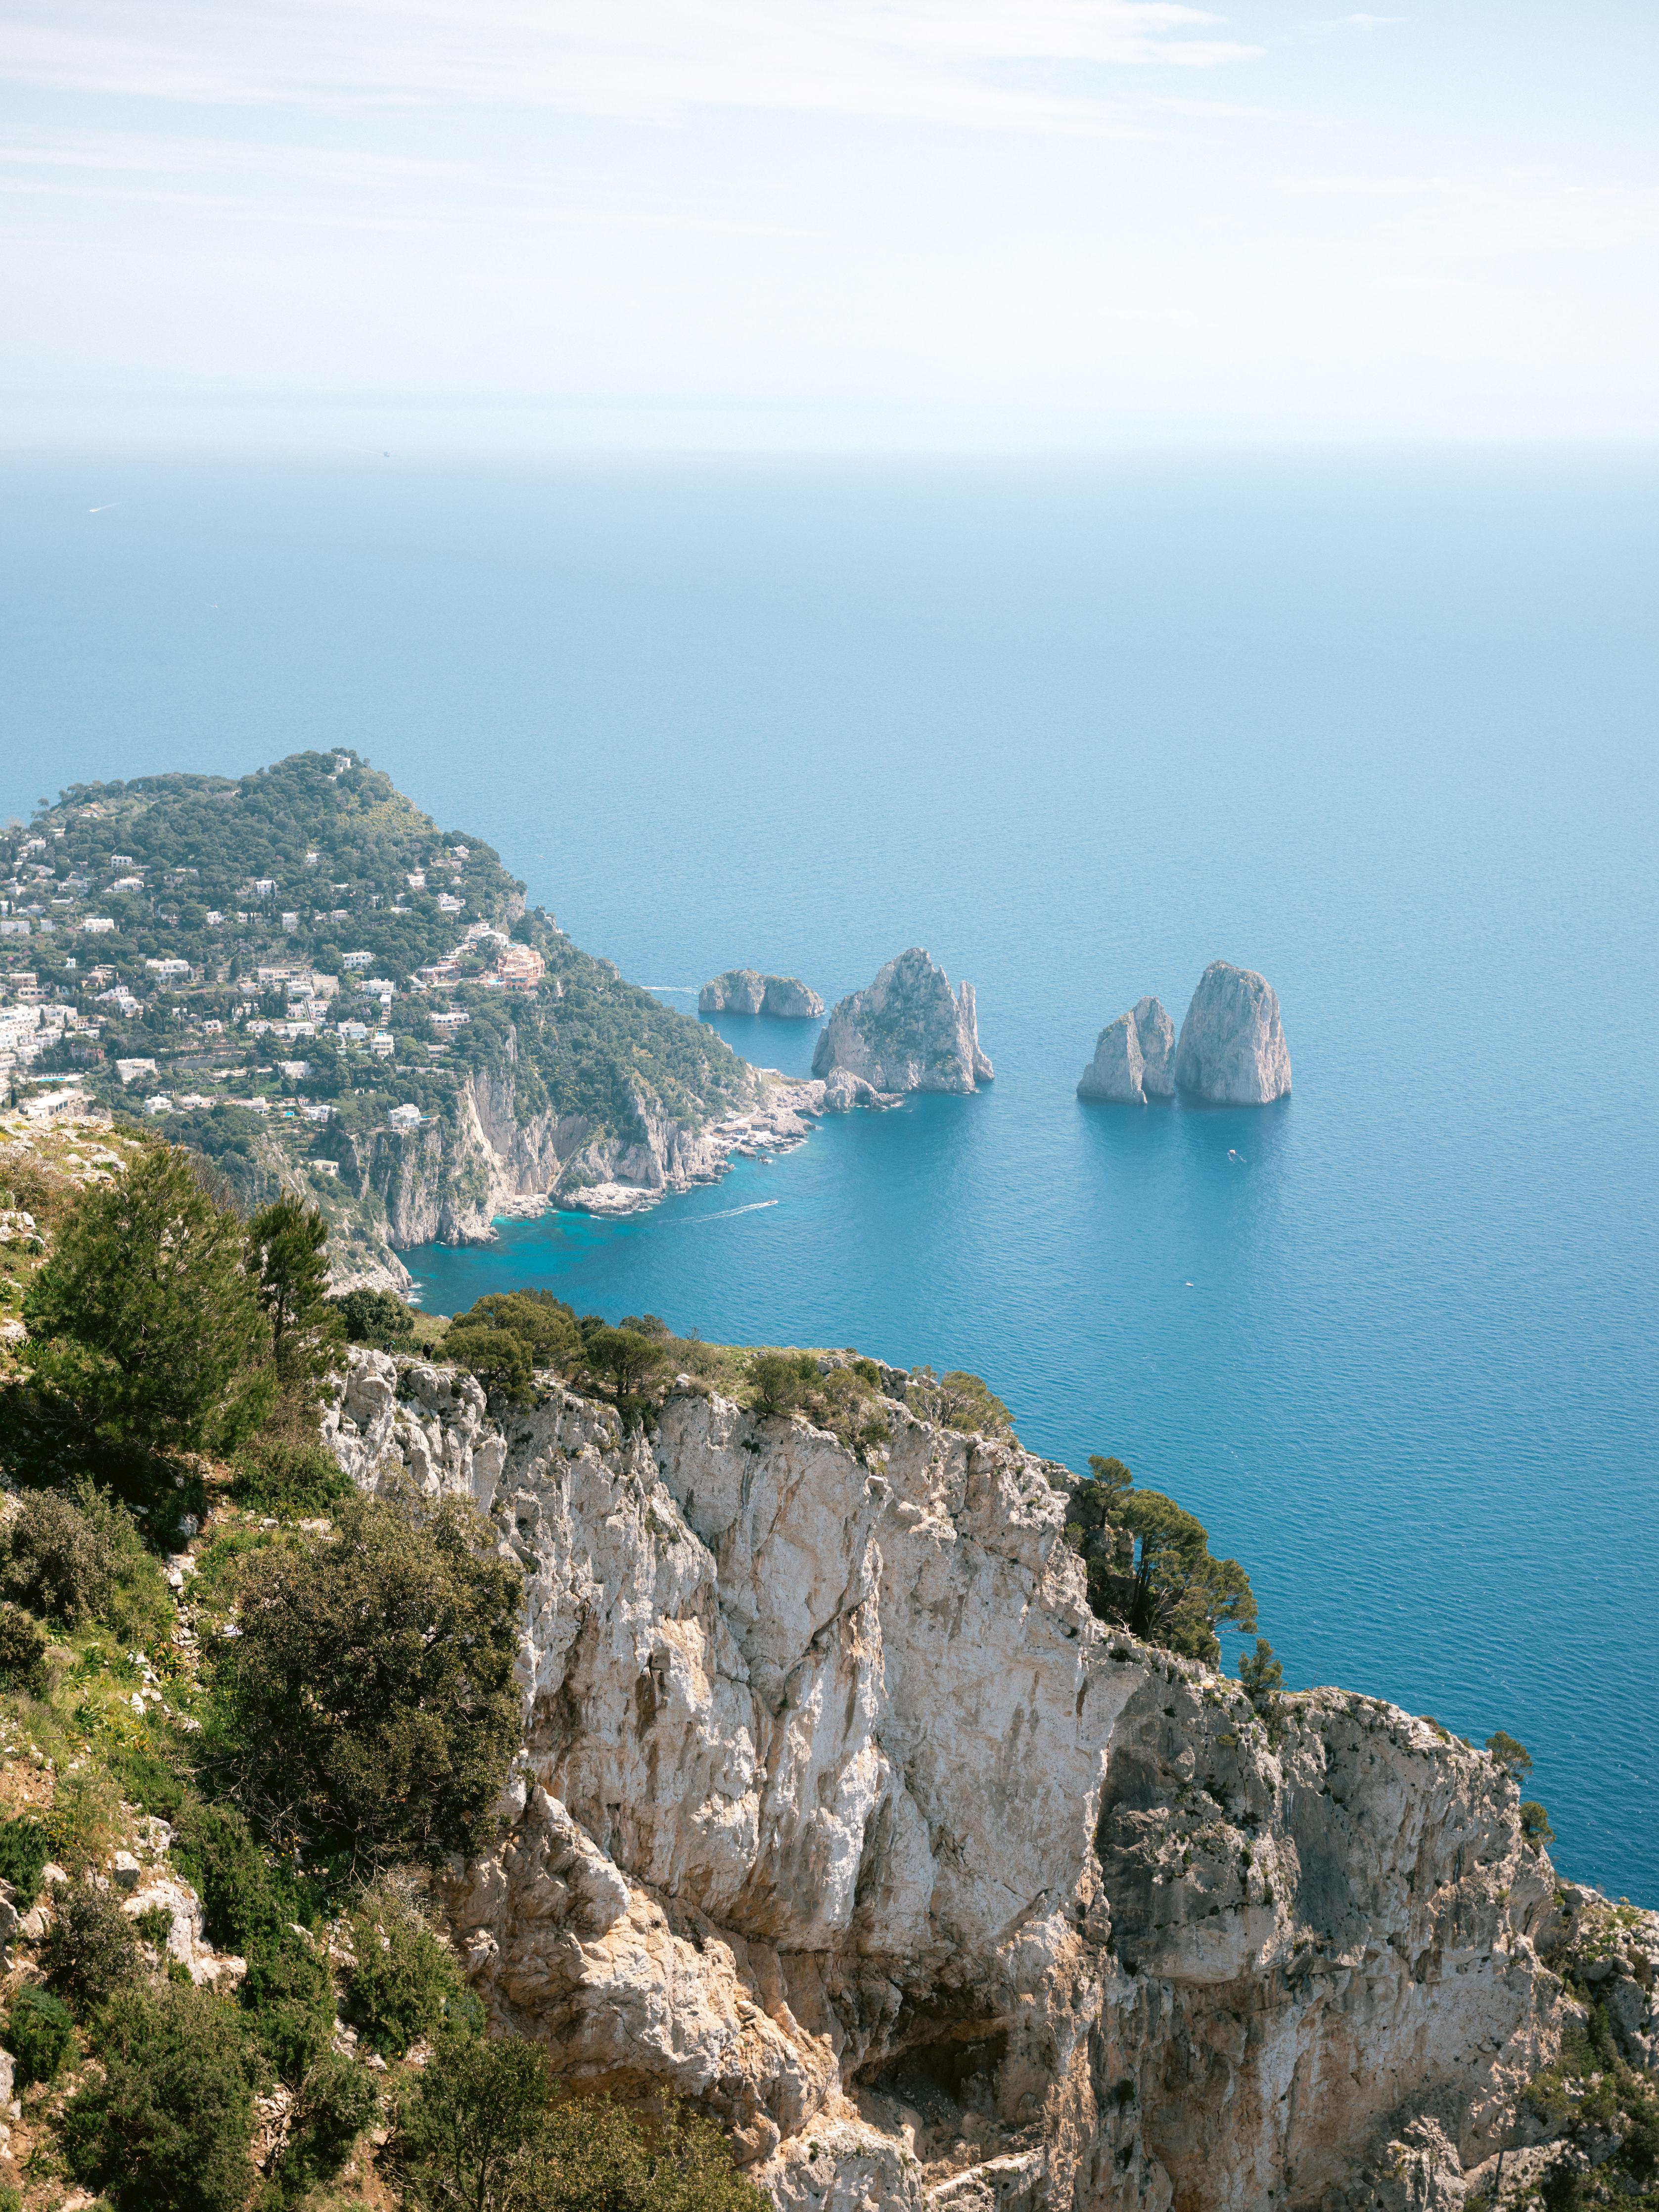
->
<box><xmin>323</xmin><ymin>1348</ymin><xmax>1588</xmax><ymax>2212</ymax></box>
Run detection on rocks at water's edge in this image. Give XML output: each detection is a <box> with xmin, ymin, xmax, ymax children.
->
<box><xmin>698</xmin><ymin>969</ymin><xmax>825</xmax><ymax>1018</ymax></box>
<box><xmin>1174</xmin><ymin>959</ymin><xmax>1292</xmax><ymax>1104</ymax></box>
<box><xmin>1077</xmin><ymin>995</ymin><xmax>1176</xmax><ymax>1104</ymax></box>
<box><xmin>811</xmin><ymin>947</ymin><xmax>993</xmax><ymax>1095</ymax></box>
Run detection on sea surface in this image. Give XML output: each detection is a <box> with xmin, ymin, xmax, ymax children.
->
<box><xmin>4</xmin><ymin>451</ymin><xmax>1657</xmax><ymax>1900</ymax></box>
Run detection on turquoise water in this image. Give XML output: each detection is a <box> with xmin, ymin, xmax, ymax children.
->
<box><xmin>4</xmin><ymin>453</ymin><xmax>1656</xmax><ymax>1900</ymax></box>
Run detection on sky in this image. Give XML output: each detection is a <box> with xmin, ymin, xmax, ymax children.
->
<box><xmin>3</xmin><ymin>0</ymin><xmax>1657</xmax><ymax>452</ymax></box>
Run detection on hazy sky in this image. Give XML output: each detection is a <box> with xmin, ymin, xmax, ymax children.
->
<box><xmin>4</xmin><ymin>0</ymin><xmax>1657</xmax><ymax>450</ymax></box>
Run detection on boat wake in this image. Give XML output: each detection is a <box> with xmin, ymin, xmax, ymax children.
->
<box><xmin>684</xmin><ymin>1198</ymin><xmax>781</xmax><ymax>1225</ymax></box>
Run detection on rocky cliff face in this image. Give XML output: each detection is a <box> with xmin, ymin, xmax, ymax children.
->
<box><xmin>1078</xmin><ymin>998</ymin><xmax>1176</xmax><ymax>1104</ymax></box>
<box><xmin>327</xmin><ymin>1061</ymin><xmax>823</xmax><ymax>1269</ymax></box>
<box><xmin>812</xmin><ymin>950</ymin><xmax>993</xmax><ymax>1096</ymax></box>
<box><xmin>701</xmin><ymin>971</ymin><xmax>827</xmax><ymax>1019</ymax></box>
<box><xmin>323</xmin><ymin>1350</ymin><xmax>1582</xmax><ymax>2212</ymax></box>
<box><xmin>1174</xmin><ymin>962</ymin><xmax>1292</xmax><ymax>1106</ymax></box>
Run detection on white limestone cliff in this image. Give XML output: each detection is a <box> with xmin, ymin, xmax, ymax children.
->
<box><xmin>1174</xmin><ymin>961</ymin><xmax>1292</xmax><ymax>1105</ymax></box>
<box><xmin>321</xmin><ymin>1348</ymin><xmax>1593</xmax><ymax>2212</ymax></box>
<box><xmin>701</xmin><ymin>971</ymin><xmax>827</xmax><ymax>1019</ymax></box>
<box><xmin>812</xmin><ymin>950</ymin><xmax>993</xmax><ymax>1096</ymax></box>
<box><xmin>1077</xmin><ymin>997</ymin><xmax>1176</xmax><ymax>1104</ymax></box>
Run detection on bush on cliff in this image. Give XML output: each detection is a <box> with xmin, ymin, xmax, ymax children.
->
<box><xmin>1064</xmin><ymin>1456</ymin><xmax>1257</xmax><ymax>1666</ymax></box>
<box><xmin>0</xmin><ymin>1603</ymin><xmax>48</xmax><ymax>1697</ymax></box>
<box><xmin>60</xmin><ymin>1981</ymin><xmax>264</xmax><ymax>2212</ymax></box>
<box><xmin>332</xmin><ymin>1286</ymin><xmax>419</xmax><ymax>1351</ymax></box>
<box><xmin>3</xmin><ymin>1479</ymin><xmax>172</xmax><ymax>1644</ymax></box>
<box><xmin>206</xmin><ymin>1488</ymin><xmax>522</xmax><ymax>1867</ymax></box>
<box><xmin>345</xmin><ymin>1889</ymin><xmax>461</xmax><ymax>2058</ymax></box>
<box><xmin>394</xmin><ymin>2016</ymin><xmax>771</xmax><ymax>2212</ymax></box>
<box><xmin>18</xmin><ymin>1144</ymin><xmax>273</xmax><ymax>1466</ymax></box>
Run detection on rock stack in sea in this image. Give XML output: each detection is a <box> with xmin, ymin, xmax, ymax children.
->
<box><xmin>1174</xmin><ymin>959</ymin><xmax>1291</xmax><ymax>1104</ymax></box>
<box><xmin>698</xmin><ymin>969</ymin><xmax>825</xmax><ymax>1018</ymax></box>
<box><xmin>1077</xmin><ymin>996</ymin><xmax>1176</xmax><ymax>1104</ymax></box>
<box><xmin>812</xmin><ymin>947</ymin><xmax>993</xmax><ymax>1095</ymax></box>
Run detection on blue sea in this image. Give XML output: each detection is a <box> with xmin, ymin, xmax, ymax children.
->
<box><xmin>4</xmin><ymin>452</ymin><xmax>1656</xmax><ymax>1901</ymax></box>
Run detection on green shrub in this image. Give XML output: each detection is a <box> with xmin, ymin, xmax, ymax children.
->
<box><xmin>748</xmin><ymin>1349</ymin><xmax>816</xmax><ymax>1415</ymax></box>
<box><xmin>170</xmin><ymin>1800</ymin><xmax>332</xmax><ymax>2078</ymax></box>
<box><xmin>207</xmin><ymin>1490</ymin><xmax>521</xmax><ymax>1866</ymax></box>
<box><xmin>0</xmin><ymin>1814</ymin><xmax>50</xmax><ymax>1907</ymax></box>
<box><xmin>273</xmin><ymin>2051</ymin><xmax>381</xmax><ymax>2199</ymax></box>
<box><xmin>242</xmin><ymin>1929</ymin><xmax>335</xmax><ymax>2084</ymax></box>
<box><xmin>4</xmin><ymin>1982</ymin><xmax>76</xmax><ymax>2085</ymax></box>
<box><xmin>332</xmin><ymin>1288</ymin><xmax>417</xmax><ymax>1351</ymax></box>
<box><xmin>45</xmin><ymin>1762</ymin><xmax>124</xmax><ymax>1873</ymax></box>
<box><xmin>135</xmin><ymin>1903</ymin><xmax>174</xmax><ymax>1949</ymax></box>
<box><xmin>346</xmin><ymin>1893</ymin><xmax>460</xmax><ymax>2059</ymax></box>
<box><xmin>394</xmin><ymin>2018</ymin><xmax>769</xmax><ymax>2212</ymax></box>
<box><xmin>40</xmin><ymin>1874</ymin><xmax>143</xmax><ymax>2015</ymax></box>
<box><xmin>230</xmin><ymin>1436</ymin><xmax>353</xmax><ymax>1518</ymax></box>
<box><xmin>172</xmin><ymin>1800</ymin><xmax>298</xmax><ymax>1956</ymax></box>
<box><xmin>60</xmin><ymin>1981</ymin><xmax>264</xmax><ymax>2212</ymax></box>
<box><xmin>2</xmin><ymin>1480</ymin><xmax>171</xmax><ymax>1644</ymax></box>
<box><xmin>0</xmin><ymin>1604</ymin><xmax>48</xmax><ymax>1697</ymax></box>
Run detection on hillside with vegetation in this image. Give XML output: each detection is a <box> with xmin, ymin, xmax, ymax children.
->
<box><xmin>0</xmin><ymin>1118</ymin><xmax>1645</xmax><ymax>2212</ymax></box>
<box><xmin>0</xmin><ymin>751</ymin><xmax>757</xmax><ymax>1280</ymax></box>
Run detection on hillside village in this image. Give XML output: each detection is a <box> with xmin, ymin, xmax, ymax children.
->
<box><xmin>0</xmin><ymin>751</ymin><xmax>754</xmax><ymax>1273</ymax></box>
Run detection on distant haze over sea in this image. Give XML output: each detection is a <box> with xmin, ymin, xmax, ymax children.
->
<box><xmin>4</xmin><ymin>451</ymin><xmax>1657</xmax><ymax>1900</ymax></box>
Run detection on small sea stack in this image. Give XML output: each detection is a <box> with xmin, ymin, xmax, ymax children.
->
<box><xmin>1173</xmin><ymin>961</ymin><xmax>1291</xmax><ymax>1104</ymax></box>
<box><xmin>1077</xmin><ymin>996</ymin><xmax>1176</xmax><ymax>1104</ymax></box>
<box><xmin>698</xmin><ymin>969</ymin><xmax>825</xmax><ymax>1018</ymax></box>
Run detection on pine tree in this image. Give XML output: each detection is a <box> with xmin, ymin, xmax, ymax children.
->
<box><xmin>21</xmin><ymin>1145</ymin><xmax>270</xmax><ymax>1458</ymax></box>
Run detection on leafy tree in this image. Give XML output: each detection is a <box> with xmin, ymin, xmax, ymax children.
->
<box><xmin>749</xmin><ymin>1349</ymin><xmax>817</xmax><ymax>1415</ymax></box>
<box><xmin>584</xmin><ymin>1327</ymin><xmax>669</xmax><ymax>1406</ymax></box>
<box><xmin>1485</xmin><ymin>1730</ymin><xmax>1533</xmax><ymax>1779</ymax></box>
<box><xmin>333</xmin><ymin>1287</ymin><xmax>418</xmax><ymax>1351</ymax></box>
<box><xmin>60</xmin><ymin>1982</ymin><xmax>264</xmax><ymax>2212</ymax></box>
<box><xmin>0</xmin><ymin>1604</ymin><xmax>48</xmax><ymax>1697</ymax></box>
<box><xmin>246</xmin><ymin>1195</ymin><xmax>342</xmax><ymax>1392</ymax></box>
<box><xmin>4</xmin><ymin>1983</ymin><xmax>75</xmax><ymax>2086</ymax></box>
<box><xmin>394</xmin><ymin>2019</ymin><xmax>554</xmax><ymax>2212</ymax></box>
<box><xmin>1086</xmin><ymin>1454</ymin><xmax>1134</xmax><ymax>1501</ymax></box>
<box><xmin>1239</xmin><ymin>1638</ymin><xmax>1284</xmax><ymax>1700</ymax></box>
<box><xmin>453</xmin><ymin>1292</ymin><xmax>582</xmax><ymax>1375</ymax></box>
<box><xmin>207</xmin><ymin>1489</ymin><xmax>522</xmax><ymax>1866</ymax></box>
<box><xmin>20</xmin><ymin>1145</ymin><xmax>270</xmax><ymax>1460</ymax></box>
<box><xmin>524</xmin><ymin>2094</ymin><xmax>771</xmax><ymax>2212</ymax></box>
<box><xmin>41</xmin><ymin>1875</ymin><xmax>143</xmax><ymax>2015</ymax></box>
<box><xmin>1520</xmin><ymin>1800</ymin><xmax>1555</xmax><ymax>1844</ymax></box>
<box><xmin>346</xmin><ymin>1891</ymin><xmax>461</xmax><ymax>2058</ymax></box>
<box><xmin>446</xmin><ymin>1325</ymin><xmax>534</xmax><ymax>1407</ymax></box>
<box><xmin>1115</xmin><ymin>1488</ymin><xmax>1257</xmax><ymax>1664</ymax></box>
